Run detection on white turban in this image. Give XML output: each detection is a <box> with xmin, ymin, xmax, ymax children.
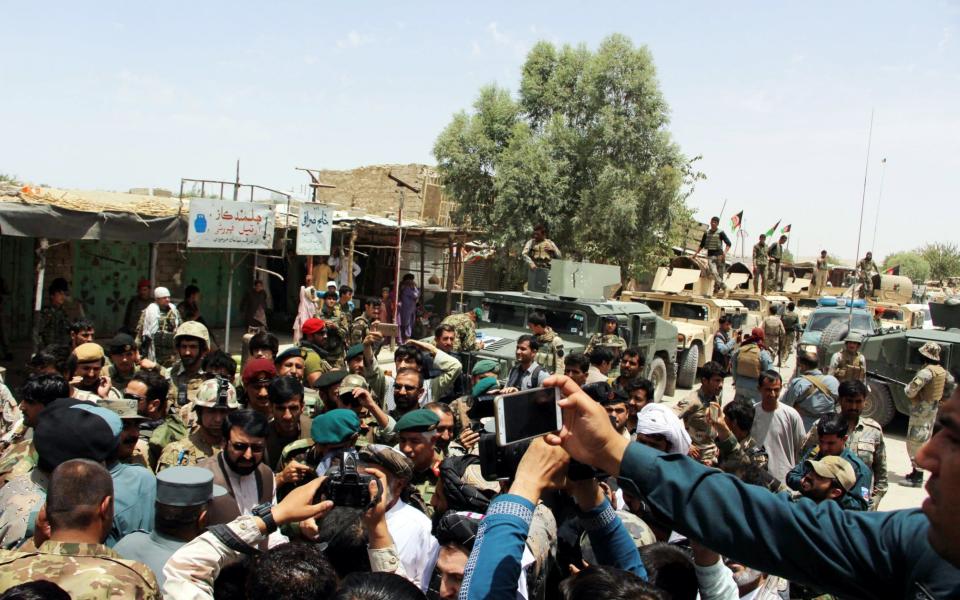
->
<box><xmin>636</xmin><ymin>403</ymin><xmax>691</xmax><ymax>455</ymax></box>
<box><xmin>154</xmin><ymin>286</ymin><xmax>171</xmax><ymax>299</ymax></box>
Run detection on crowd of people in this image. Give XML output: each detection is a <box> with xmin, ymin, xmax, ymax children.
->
<box><xmin>0</xmin><ymin>271</ymin><xmax>958</xmax><ymax>600</ymax></box>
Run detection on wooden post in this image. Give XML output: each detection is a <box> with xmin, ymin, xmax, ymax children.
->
<box><xmin>346</xmin><ymin>227</ymin><xmax>358</xmax><ymax>288</ymax></box>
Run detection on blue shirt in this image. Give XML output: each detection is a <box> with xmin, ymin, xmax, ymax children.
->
<box><xmin>781</xmin><ymin>369</ymin><xmax>840</xmax><ymax>430</ymax></box>
<box><xmin>106</xmin><ymin>462</ymin><xmax>157</xmax><ymax>547</ymax></box>
<box><xmin>616</xmin><ymin>441</ymin><xmax>960</xmax><ymax>598</ymax></box>
<box><xmin>113</xmin><ymin>530</ymin><xmax>185</xmax><ymax>587</ymax></box>
<box><xmin>785</xmin><ymin>446</ymin><xmax>873</xmax><ymax>511</ymax></box>
<box><xmin>730</xmin><ymin>346</ymin><xmax>774</xmax><ymax>401</ymax></box>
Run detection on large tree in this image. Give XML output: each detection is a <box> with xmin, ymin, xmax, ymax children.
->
<box><xmin>434</xmin><ymin>34</ymin><xmax>701</xmax><ymax>283</ymax></box>
<box><xmin>882</xmin><ymin>251</ymin><xmax>930</xmax><ymax>283</ymax></box>
<box><xmin>919</xmin><ymin>242</ymin><xmax>960</xmax><ymax>281</ymax></box>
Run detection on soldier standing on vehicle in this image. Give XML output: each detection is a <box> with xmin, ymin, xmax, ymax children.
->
<box><xmin>814</xmin><ymin>250</ymin><xmax>830</xmax><ymax>296</ymax></box>
<box><xmin>781</xmin><ymin>302</ymin><xmax>799</xmax><ymax>363</ymax></box>
<box><xmin>857</xmin><ymin>252</ymin><xmax>879</xmax><ymax>299</ymax></box>
<box><xmin>828</xmin><ymin>331</ymin><xmax>867</xmax><ymax>383</ymax></box>
<box><xmin>762</xmin><ymin>306</ymin><xmax>786</xmax><ymax>367</ymax></box>
<box><xmin>692</xmin><ymin>216</ymin><xmax>732</xmax><ymax>297</ymax></box>
<box><xmin>752</xmin><ymin>234</ymin><xmax>768</xmax><ymax>293</ymax></box>
<box><xmin>521</xmin><ymin>224</ymin><xmax>561</xmax><ymax>293</ymax></box>
<box><xmin>767</xmin><ymin>235</ymin><xmax>788</xmax><ymax>292</ymax></box>
<box><xmin>526</xmin><ymin>311</ymin><xmax>564</xmax><ymax>374</ymax></box>
<box><xmin>584</xmin><ymin>316</ymin><xmax>627</xmax><ymax>359</ymax></box>
<box><xmin>902</xmin><ymin>341</ymin><xmax>957</xmax><ymax>488</ymax></box>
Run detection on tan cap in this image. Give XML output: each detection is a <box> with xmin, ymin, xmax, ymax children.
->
<box><xmin>174</xmin><ymin>321</ymin><xmax>210</xmax><ymax>347</ymax></box>
<box><xmin>74</xmin><ymin>342</ymin><xmax>105</xmax><ymax>363</ymax></box>
<box><xmin>100</xmin><ymin>397</ymin><xmax>147</xmax><ymax>421</ymax></box>
<box><xmin>194</xmin><ymin>377</ymin><xmax>239</xmax><ymax>410</ymax></box>
<box><xmin>919</xmin><ymin>341</ymin><xmax>941</xmax><ymax>362</ymax></box>
<box><xmin>339</xmin><ymin>374</ymin><xmax>369</xmax><ymax>395</ymax></box>
<box><xmin>806</xmin><ymin>455</ymin><xmax>855</xmax><ymax>491</ymax></box>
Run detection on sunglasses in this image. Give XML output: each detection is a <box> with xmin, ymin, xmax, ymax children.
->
<box><xmin>230</xmin><ymin>441</ymin><xmax>265</xmax><ymax>454</ymax></box>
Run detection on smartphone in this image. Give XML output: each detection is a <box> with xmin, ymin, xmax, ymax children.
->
<box><xmin>373</xmin><ymin>322</ymin><xmax>399</xmax><ymax>338</ymax></box>
<box><xmin>493</xmin><ymin>386</ymin><xmax>563</xmax><ymax>446</ymax></box>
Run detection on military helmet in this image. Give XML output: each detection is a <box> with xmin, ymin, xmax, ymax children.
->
<box><xmin>174</xmin><ymin>321</ymin><xmax>210</xmax><ymax>347</ymax></box>
<box><xmin>844</xmin><ymin>331</ymin><xmax>864</xmax><ymax>345</ymax></box>
<box><xmin>194</xmin><ymin>377</ymin><xmax>239</xmax><ymax>410</ymax></box>
<box><xmin>339</xmin><ymin>374</ymin><xmax>369</xmax><ymax>395</ymax></box>
<box><xmin>918</xmin><ymin>341</ymin><xmax>942</xmax><ymax>362</ymax></box>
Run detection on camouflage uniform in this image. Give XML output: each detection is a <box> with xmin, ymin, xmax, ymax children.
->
<box><xmin>716</xmin><ymin>434</ymin><xmax>783</xmax><ymax>492</ymax></box>
<box><xmin>0</xmin><ymin>384</ymin><xmax>20</xmax><ymax>444</ymax></box>
<box><xmin>33</xmin><ymin>304</ymin><xmax>72</xmax><ymax>351</ymax></box>
<box><xmin>139</xmin><ymin>305</ymin><xmax>180</xmax><ymax>367</ymax></box>
<box><xmin>584</xmin><ymin>333</ymin><xmax>627</xmax><ymax>359</ymax></box>
<box><xmin>0</xmin><ymin>540</ymin><xmax>160</xmax><ymax>599</ymax></box>
<box><xmin>0</xmin><ymin>469</ymin><xmax>48</xmax><ymax>549</ymax></box>
<box><xmin>781</xmin><ymin>309</ymin><xmax>799</xmax><ymax>362</ymax></box>
<box><xmin>534</xmin><ymin>327</ymin><xmax>564</xmax><ymax>375</ymax></box>
<box><xmin>674</xmin><ymin>388</ymin><xmax>720</xmax><ymax>465</ymax></box>
<box><xmin>440</xmin><ymin>312</ymin><xmax>481</xmax><ymax>352</ymax></box>
<box><xmin>803</xmin><ymin>416</ymin><xmax>888</xmax><ymax>510</ymax></box>
<box><xmin>146</xmin><ymin>413</ymin><xmax>188</xmax><ymax>471</ymax></box>
<box><xmin>904</xmin><ymin>363</ymin><xmax>956</xmax><ymax>467</ymax></box>
<box><xmin>522</xmin><ymin>238</ymin><xmax>561</xmax><ymax>293</ymax></box>
<box><xmin>829</xmin><ymin>349</ymin><xmax>867</xmax><ymax>383</ymax></box>
<box><xmin>0</xmin><ymin>439</ymin><xmax>37</xmax><ymax>488</ymax></box>
<box><xmin>155</xmin><ymin>430</ymin><xmax>224</xmax><ymax>473</ymax></box>
<box><xmin>752</xmin><ymin>241</ymin><xmax>768</xmax><ymax>293</ymax></box>
<box><xmin>762</xmin><ymin>315</ymin><xmax>786</xmax><ymax>366</ymax></box>
<box><xmin>410</xmin><ymin>462</ymin><xmax>440</xmax><ymax>517</ymax></box>
<box><xmin>320</xmin><ymin>304</ymin><xmax>351</xmax><ymax>342</ymax></box>
<box><xmin>350</xmin><ymin>313</ymin><xmax>373</xmax><ymax>346</ymax></box>
<box><xmin>857</xmin><ymin>257</ymin><xmax>878</xmax><ymax>297</ymax></box>
<box><xmin>166</xmin><ymin>362</ymin><xmax>206</xmax><ymax>429</ymax></box>
<box><xmin>699</xmin><ymin>228</ymin><xmax>730</xmax><ymax>296</ymax></box>
<box><xmin>767</xmin><ymin>242</ymin><xmax>784</xmax><ymax>292</ymax></box>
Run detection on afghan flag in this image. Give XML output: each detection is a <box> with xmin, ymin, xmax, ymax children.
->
<box><xmin>730</xmin><ymin>210</ymin><xmax>743</xmax><ymax>231</ymax></box>
<box><xmin>781</xmin><ymin>224</ymin><xmax>792</xmax><ymax>234</ymax></box>
<box><xmin>764</xmin><ymin>220</ymin><xmax>781</xmax><ymax>238</ymax></box>
<box><xmin>885</xmin><ymin>265</ymin><xmax>899</xmax><ymax>275</ymax></box>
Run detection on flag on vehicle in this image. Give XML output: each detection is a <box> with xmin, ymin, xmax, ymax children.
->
<box><xmin>730</xmin><ymin>211</ymin><xmax>743</xmax><ymax>231</ymax></box>
<box><xmin>885</xmin><ymin>265</ymin><xmax>899</xmax><ymax>275</ymax></box>
<box><xmin>781</xmin><ymin>224</ymin><xmax>792</xmax><ymax>234</ymax></box>
<box><xmin>765</xmin><ymin>220</ymin><xmax>781</xmax><ymax>238</ymax></box>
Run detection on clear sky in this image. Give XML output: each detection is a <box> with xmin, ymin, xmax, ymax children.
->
<box><xmin>2</xmin><ymin>1</ymin><xmax>957</xmax><ymax>262</ymax></box>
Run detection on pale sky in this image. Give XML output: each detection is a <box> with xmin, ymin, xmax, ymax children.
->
<box><xmin>2</xmin><ymin>1</ymin><xmax>958</xmax><ymax>262</ymax></box>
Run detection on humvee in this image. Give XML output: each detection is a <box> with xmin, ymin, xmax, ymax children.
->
<box><xmin>619</xmin><ymin>258</ymin><xmax>749</xmax><ymax>389</ymax></box>
<box><xmin>827</xmin><ymin>298</ymin><xmax>960</xmax><ymax>426</ymax></box>
<box><xmin>729</xmin><ymin>292</ymin><xmax>790</xmax><ymax>330</ymax></box>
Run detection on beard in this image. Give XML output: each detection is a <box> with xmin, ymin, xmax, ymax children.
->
<box><xmin>731</xmin><ymin>566</ymin><xmax>762</xmax><ymax>588</ymax></box>
<box><xmin>225</xmin><ymin>453</ymin><xmax>260</xmax><ymax>476</ymax></box>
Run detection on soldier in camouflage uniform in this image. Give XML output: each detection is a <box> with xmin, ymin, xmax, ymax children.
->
<box><xmin>0</xmin><ymin>383</ymin><xmax>20</xmax><ymax>449</ymax></box>
<box><xmin>32</xmin><ymin>278</ymin><xmax>73</xmax><ymax>352</ymax></box>
<box><xmin>857</xmin><ymin>251</ymin><xmax>879</xmax><ymax>299</ymax></box>
<box><xmin>711</xmin><ymin>398</ymin><xmax>784</xmax><ymax>492</ymax></box>
<box><xmin>521</xmin><ymin>224</ymin><xmax>562</xmax><ymax>293</ymax></box>
<box><xmin>584</xmin><ymin>316</ymin><xmax>627</xmax><ymax>359</ymax></box>
<box><xmin>802</xmin><ymin>379</ymin><xmax>887</xmax><ymax>509</ymax></box>
<box><xmin>762</xmin><ymin>306</ymin><xmax>786</xmax><ymax>367</ymax></box>
<box><xmin>781</xmin><ymin>302</ymin><xmax>800</xmax><ymax>363</ymax></box>
<box><xmin>526</xmin><ymin>311</ymin><xmax>564</xmax><ymax>375</ymax></box>
<box><xmin>395</xmin><ymin>409</ymin><xmax>441</xmax><ymax>515</ymax></box>
<box><xmin>276</xmin><ymin>408</ymin><xmax>360</xmax><ymax>500</ymax></box>
<box><xmin>692</xmin><ymin>216</ymin><xmax>733</xmax><ymax>297</ymax></box>
<box><xmin>0</xmin><ymin>374</ymin><xmax>62</xmax><ymax>488</ymax></box>
<box><xmin>766</xmin><ymin>235</ymin><xmax>788</xmax><ymax>292</ymax></box>
<box><xmin>319</xmin><ymin>291</ymin><xmax>351</xmax><ymax>342</ymax></box>
<box><xmin>350</xmin><ymin>296</ymin><xmax>382</xmax><ymax>346</ymax></box>
<box><xmin>674</xmin><ymin>361</ymin><xmax>725</xmax><ymax>466</ymax></box>
<box><xmin>440</xmin><ymin>309</ymin><xmax>484</xmax><ymax>352</ymax></box>
<box><xmin>105</xmin><ymin>333</ymin><xmax>143</xmax><ymax>392</ymax></box>
<box><xmin>828</xmin><ymin>331</ymin><xmax>867</xmax><ymax>383</ymax></box>
<box><xmin>902</xmin><ymin>341</ymin><xmax>956</xmax><ymax>487</ymax></box>
<box><xmin>138</xmin><ymin>286</ymin><xmax>181</xmax><ymax>367</ymax></box>
<box><xmin>156</xmin><ymin>378</ymin><xmax>238</xmax><ymax>472</ymax></box>
<box><xmin>0</xmin><ymin>459</ymin><xmax>160</xmax><ymax>599</ymax></box>
<box><xmin>752</xmin><ymin>234</ymin><xmax>768</xmax><ymax>293</ymax></box>
<box><xmin>166</xmin><ymin>322</ymin><xmax>209</xmax><ymax>430</ymax></box>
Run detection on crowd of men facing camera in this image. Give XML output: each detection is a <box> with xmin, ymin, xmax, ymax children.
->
<box><xmin>0</xmin><ymin>256</ymin><xmax>957</xmax><ymax>600</ymax></box>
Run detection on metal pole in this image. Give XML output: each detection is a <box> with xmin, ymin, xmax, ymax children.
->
<box><xmin>445</xmin><ymin>236</ymin><xmax>455</xmax><ymax>315</ymax></box>
<box><xmin>870</xmin><ymin>158</ymin><xmax>887</xmax><ymax>253</ymax></box>
<box><xmin>34</xmin><ymin>238</ymin><xmax>48</xmax><ymax>312</ymax></box>
<box><xmin>225</xmin><ymin>252</ymin><xmax>235</xmax><ymax>352</ymax></box>
<box><xmin>393</xmin><ymin>191</ymin><xmax>404</xmax><ymax>330</ymax></box>
<box><xmin>849</xmin><ymin>110</ymin><xmax>875</xmax><ymax>327</ymax></box>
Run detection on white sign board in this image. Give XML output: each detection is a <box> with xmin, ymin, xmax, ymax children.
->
<box><xmin>296</xmin><ymin>204</ymin><xmax>334</xmax><ymax>255</ymax></box>
<box><xmin>187</xmin><ymin>199</ymin><xmax>275</xmax><ymax>249</ymax></box>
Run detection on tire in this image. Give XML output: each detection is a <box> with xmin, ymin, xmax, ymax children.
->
<box><xmin>817</xmin><ymin>321</ymin><xmax>848</xmax><ymax>370</ymax></box>
<box><xmin>648</xmin><ymin>357</ymin><xmax>668</xmax><ymax>403</ymax></box>
<box><xmin>865</xmin><ymin>379</ymin><xmax>897</xmax><ymax>427</ymax></box>
<box><xmin>676</xmin><ymin>344</ymin><xmax>700</xmax><ymax>389</ymax></box>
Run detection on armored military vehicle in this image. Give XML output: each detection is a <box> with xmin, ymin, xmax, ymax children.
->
<box><xmin>826</xmin><ymin>298</ymin><xmax>960</xmax><ymax>426</ymax></box>
<box><xmin>799</xmin><ymin>297</ymin><xmax>876</xmax><ymax>370</ymax></box>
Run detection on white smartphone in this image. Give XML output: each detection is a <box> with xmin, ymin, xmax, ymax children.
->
<box><xmin>493</xmin><ymin>386</ymin><xmax>563</xmax><ymax>447</ymax></box>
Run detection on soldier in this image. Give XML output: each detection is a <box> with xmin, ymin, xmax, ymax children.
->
<box><xmin>0</xmin><ymin>459</ymin><xmax>160</xmax><ymax>599</ymax></box>
<box><xmin>762</xmin><ymin>306</ymin><xmax>786</xmax><ymax>367</ymax></box>
<box><xmin>802</xmin><ymin>380</ymin><xmax>887</xmax><ymax>510</ymax></box>
<box><xmin>521</xmin><ymin>223</ymin><xmax>562</xmax><ymax>292</ymax></box>
<box><xmin>105</xmin><ymin>333</ymin><xmax>142</xmax><ymax>391</ymax></box>
<box><xmin>712</xmin><ymin>315</ymin><xmax>737</xmax><ymax>375</ymax></box>
<box><xmin>752</xmin><ymin>233</ymin><xmax>768</xmax><ymax>294</ymax></box>
<box><xmin>691</xmin><ymin>216</ymin><xmax>733</xmax><ymax>297</ymax></box>
<box><xmin>338</xmin><ymin>374</ymin><xmax>396</xmax><ymax>449</ymax></box>
<box><xmin>857</xmin><ymin>251</ymin><xmax>879</xmax><ymax>299</ymax></box>
<box><xmin>101</xmin><ymin>395</ymin><xmax>152</xmax><ymax>470</ymax></box>
<box><xmin>33</xmin><ymin>278</ymin><xmax>72</xmax><ymax>352</ymax></box>
<box><xmin>440</xmin><ymin>308</ymin><xmax>484</xmax><ymax>352</ymax></box>
<box><xmin>156</xmin><ymin>377</ymin><xmax>238</xmax><ymax>472</ymax></box>
<box><xmin>674</xmin><ymin>361</ymin><xmax>724</xmax><ymax>466</ymax></box>
<box><xmin>166</xmin><ymin>321</ymin><xmax>209</xmax><ymax>429</ymax></box>
<box><xmin>350</xmin><ymin>296</ymin><xmax>381</xmax><ymax>346</ymax></box>
<box><xmin>264</xmin><ymin>375</ymin><xmax>312</xmax><ymax>468</ymax></box>
<box><xmin>70</xmin><ymin>342</ymin><xmax>120</xmax><ymax>401</ymax></box>
<box><xmin>873</xmin><ymin>306</ymin><xmax>885</xmax><ymax>330</ymax></box>
<box><xmin>814</xmin><ymin>250</ymin><xmax>830</xmax><ymax>296</ymax></box>
<box><xmin>781</xmin><ymin>347</ymin><xmax>840</xmax><ymax>432</ymax></box>
<box><xmin>275</xmin><ymin>346</ymin><xmax>307</xmax><ymax>382</ymax></box>
<box><xmin>0</xmin><ymin>373</ymin><xmax>69</xmax><ymax>487</ymax></box>
<box><xmin>902</xmin><ymin>341</ymin><xmax>957</xmax><ymax>487</ymax></box>
<box><xmin>526</xmin><ymin>311</ymin><xmax>564</xmax><ymax>374</ymax></box>
<box><xmin>113</xmin><ymin>466</ymin><xmax>226</xmax><ymax>587</ymax></box>
<box><xmin>276</xmin><ymin>408</ymin><xmax>360</xmax><ymax>500</ymax></box>
<box><xmin>829</xmin><ymin>331</ymin><xmax>868</xmax><ymax>383</ymax></box>
<box><xmin>319</xmin><ymin>291</ymin><xmax>350</xmax><ymax>342</ymax></box>
<box><xmin>585</xmin><ymin>316</ymin><xmax>627</xmax><ymax>359</ymax></box>
<box><xmin>396</xmin><ymin>409</ymin><xmax>441</xmax><ymax>515</ymax></box>
<box><xmin>766</xmin><ymin>235</ymin><xmax>788</xmax><ymax>292</ymax></box>
<box><xmin>710</xmin><ymin>398</ymin><xmax>783</xmax><ymax>492</ymax></box>
<box><xmin>780</xmin><ymin>302</ymin><xmax>800</xmax><ymax>363</ymax></box>
<box><xmin>139</xmin><ymin>286</ymin><xmax>181</xmax><ymax>367</ymax></box>
<box><xmin>239</xmin><ymin>358</ymin><xmax>277</xmax><ymax>421</ymax></box>
<box><xmin>299</xmin><ymin>318</ymin><xmax>335</xmax><ymax>388</ymax></box>
<box><xmin>730</xmin><ymin>328</ymin><xmax>774</xmax><ymax>403</ymax></box>
<box><xmin>125</xmin><ymin>370</ymin><xmax>174</xmax><ymax>471</ymax></box>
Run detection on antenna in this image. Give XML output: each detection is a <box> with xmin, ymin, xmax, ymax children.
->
<box><xmin>849</xmin><ymin>110</ymin><xmax>875</xmax><ymax>328</ymax></box>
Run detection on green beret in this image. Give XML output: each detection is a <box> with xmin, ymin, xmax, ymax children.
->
<box><xmin>471</xmin><ymin>376</ymin><xmax>499</xmax><ymax>398</ymax></box>
<box><xmin>314</xmin><ymin>369</ymin><xmax>348</xmax><ymax>390</ymax></box>
<box><xmin>471</xmin><ymin>359</ymin><xmax>499</xmax><ymax>377</ymax></box>
<box><xmin>395</xmin><ymin>409</ymin><xmax>440</xmax><ymax>433</ymax></box>
<box><xmin>310</xmin><ymin>408</ymin><xmax>360</xmax><ymax>445</ymax></box>
<box><xmin>345</xmin><ymin>344</ymin><xmax>364</xmax><ymax>361</ymax></box>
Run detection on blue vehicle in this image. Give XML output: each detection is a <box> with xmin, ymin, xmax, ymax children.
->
<box><xmin>799</xmin><ymin>297</ymin><xmax>876</xmax><ymax>368</ymax></box>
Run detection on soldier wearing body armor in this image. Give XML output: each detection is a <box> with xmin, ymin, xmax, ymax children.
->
<box><xmin>350</xmin><ymin>296</ymin><xmax>381</xmax><ymax>346</ymax></box>
<box><xmin>166</xmin><ymin>321</ymin><xmax>209</xmax><ymax>430</ymax></box>
<box><xmin>319</xmin><ymin>291</ymin><xmax>351</xmax><ymax>343</ymax></box>
<box><xmin>762</xmin><ymin>306</ymin><xmax>786</xmax><ymax>367</ymax></box>
<box><xmin>521</xmin><ymin>224</ymin><xmax>561</xmax><ymax>292</ymax></box>
<box><xmin>298</xmin><ymin>318</ymin><xmax>337</xmax><ymax>388</ymax></box>
<box><xmin>781</xmin><ymin>346</ymin><xmax>840</xmax><ymax>432</ymax></box>
<box><xmin>692</xmin><ymin>216</ymin><xmax>733</xmax><ymax>297</ymax></box>
<box><xmin>902</xmin><ymin>341</ymin><xmax>957</xmax><ymax>487</ymax></box>
<box><xmin>814</xmin><ymin>250</ymin><xmax>830</xmax><ymax>296</ymax></box>
<box><xmin>857</xmin><ymin>252</ymin><xmax>879</xmax><ymax>299</ymax></box>
<box><xmin>780</xmin><ymin>302</ymin><xmax>800</xmax><ymax>363</ymax></box>
<box><xmin>829</xmin><ymin>331</ymin><xmax>867</xmax><ymax>383</ymax></box>
<box><xmin>526</xmin><ymin>311</ymin><xmax>564</xmax><ymax>375</ymax></box>
<box><xmin>138</xmin><ymin>286</ymin><xmax>181</xmax><ymax>367</ymax></box>
<box><xmin>731</xmin><ymin>328</ymin><xmax>774</xmax><ymax>403</ymax></box>
<box><xmin>767</xmin><ymin>235</ymin><xmax>788</xmax><ymax>292</ymax></box>
<box><xmin>156</xmin><ymin>376</ymin><xmax>238</xmax><ymax>472</ymax></box>
<box><xmin>105</xmin><ymin>333</ymin><xmax>142</xmax><ymax>391</ymax></box>
<box><xmin>752</xmin><ymin>234</ymin><xmax>768</xmax><ymax>293</ymax></box>
<box><xmin>585</xmin><ymin>316</ymin><xmax>627</xmax><ymax>361</ymax></box>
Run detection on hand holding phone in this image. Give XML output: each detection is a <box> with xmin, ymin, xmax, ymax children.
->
<box><xmin>494</xmin><ymin>386</ymin><xmax>563</xmax><ymax>447</ymax></box>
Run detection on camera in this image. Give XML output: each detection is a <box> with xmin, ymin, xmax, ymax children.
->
<box><xmin>478</xmin><ymin>430</ymin><xmax>530</xmax><ymax>481</ymax></box>
<box><xmin>316</xmin><ymin>450</ymin><xmax>382</xmax><ymax>509</ymax></box>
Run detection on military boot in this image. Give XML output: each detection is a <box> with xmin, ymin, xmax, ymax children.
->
<box><xmin>899</xmin><ymin>469</ymin><xmax>924</xmax><ymax>488</ymax></box>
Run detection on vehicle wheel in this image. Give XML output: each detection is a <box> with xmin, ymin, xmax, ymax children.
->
<box><xmin>817</xmin><ymin>321</ymin><xmax>848</xmax><ymax>370</ymax></box>
<box><xmin>649</xmin><ymin>357</ymin><xmax>668</xmax><ymax>403</ymax></box>
<box><xmin>676</xmin><ymin>344</ymin><xmax>700</xmax><ymax>389</ymax></box>
<box><xmin>865</xmin><ymin>379</ymin><xmax>896</xmax><ymax>427</ymax></box>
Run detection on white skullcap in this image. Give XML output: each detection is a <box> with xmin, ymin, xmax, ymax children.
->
<box><xmin>326</xmin><ymin>280</ymin><xmax>338</xmax><ymax>288</ymax></box>
<box><xmin>154</xmin><ymin>286</ymin><xmax>171</xmax><ymax>299</ymax></box>
<box><xmin>636</xmin><ymin>403</ymin><xmax>691</xmax><ymax>455</ymax></box>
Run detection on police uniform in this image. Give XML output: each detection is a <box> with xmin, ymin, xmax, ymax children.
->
<box><xmin>101</xmin><ymin>396</ymin><xmax>153</xmax><ymax>471</ymax></box>
<box><xmin>903</xmin><ymin>342</ymin><xmax>956</xmax><ymax>484</ymax></box>
<box><xmin>803</xmin><ymin>416</ymin><xmax>887</xmax><ymax>510</ymax></box>
<box><xmin>752</xmin><ymin>241</ymin><xmax>768</xmax><ymax>293</ymax></box>
<box><xmin>534</xmin><ymin>327</ymin><xmax>564</xmax><ymax>374</ymax></box>
<box><xmin>155</xmin><ymin>378</ymin><xmax>238</xmax><ymax>473</ymax></box>
<box><xmin>441</xmin><ymin>312</ymin><xmax>481</xmax><ymax>352</ymax></box>
<box><xmin>780</xmin><ymin>368</ymin><xmax>840</xmax><ymax>431</ymax></box>
<box><xmin>699</xmin><ymin>228</ymin><xmax>732</xmax><ymax>296</ymax></box>
<box><xmin>730</xmin><ymin>341</ymin><xmax>773</xmax><ymax>403</ymax></box>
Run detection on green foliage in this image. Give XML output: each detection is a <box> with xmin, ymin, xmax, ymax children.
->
<box><xmin>919</xmin><ymin>242</ymin><xmax>960</xmax><ymax>281</ymax></box>
<box><xmin>882</xmin><ymin>251</ymin><xmax>930</xmax><ymax>283</ymax></box>
<box><xmin>434</xmin><ymin>34</ymin><xmax>700</xmax><ymax>283</ymax></box>
<box><xmin>0</xmin><ymin>174</ymin><xmax>21</xmax><ymax>185</ymax></box>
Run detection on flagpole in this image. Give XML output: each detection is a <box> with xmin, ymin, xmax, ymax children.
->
<box><xmin>849</xmin><ymin>110</ymin><xmax>875</xmax><ymax>328</ymax></box>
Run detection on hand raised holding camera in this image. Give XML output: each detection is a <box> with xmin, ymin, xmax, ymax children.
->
<box><xmin>509</xmin><ymin>437</ymin><xmax>570</xmax><ymax>504</ymax></box>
